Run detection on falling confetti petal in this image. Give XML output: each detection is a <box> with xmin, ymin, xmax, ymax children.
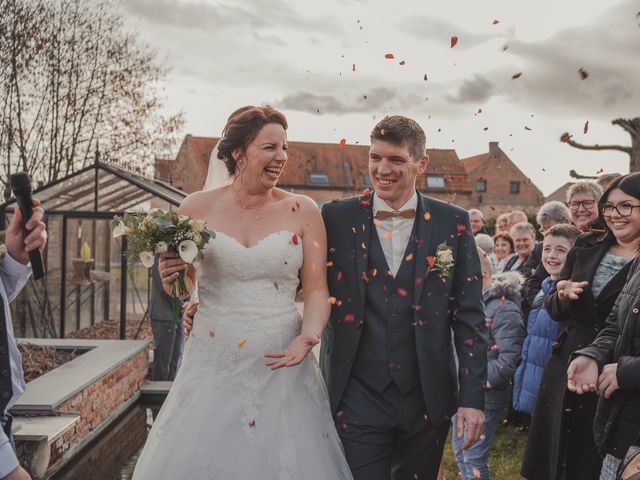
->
<box><xmin>291</xmin><ymin>234</ymin><xmax>299</xmax><ymax>245</ymax></box>
<box><xmin>405</xmin><ymin>253</ymin><xmax>413</xmax><ymax>262</ymax></box>
<box><xmin>524</xmin><ymin>126</ymin><xmax>532</xmax><ymax>131</ymax></box>
<box><xmin>583</xmin><ymin>121</ymin><xmax>589</xmax><ymax>134</ymax></box>
<box><xmin>427</xmin><ymin>256</ymin><xmax>435</xmax><ymax>268</ymax></box>
<box><xmin>397</xmin><ymin>288</ymin><xmax>408</xmax><ymax>296</ymax></box>
<box><xmin>560</xmin><ymin>132</ymin><xmax>572</xmax><ymax>142</ymax></box>
<box><xmin>423</xmin><ymin>73</ymin><xmax>428</xmax><ymax>81</ymax></box>
<box><xmin>579</xmin><ymin>67</ymin><xmax>589</xmax><ymax>79</ymax></box>
<box><xmin>450</xmin><ymin>36</ymin><xmax>458</xmax><ymax>48</ymax></box>
<box><xmin>238</xmin><ymin>339</ymin><xmax>247</xmax><ymax>349</ymax></box>
<box><xmin>328</xmin><ymin>297</ymin><xmax>337</xmax><ymax>304</ymax></box>
<box><xmin>512</xmin><ymin>72</ymin><xmax>522</xmax><ymax>79</ymax></box>
<box><xmin>249</xmin><ymin>419</ymin><xmax>256</xmax><ymax>428</ymax></box>
<box><xmin>352</xmin><ymin>64</ymin><xmax>356</xmax><ymax>72</ymax></box>
<box><xmin>295</xmin><ymin>200</ymin><xmax>301</xmax><ymax>210</ymax></box>
<box><xmin>344</xmin><ymin>313</ymin><xmax>355</xmax><ymax>322</ymax></box>
<box><xmin>339</xmin><ymin>138</ymin><xmax>346</xmax><ymax>147</ymax></box>
<box><xmin>424</xmin><ymin>212</ymin><xmax>431</xmax><ymax>221</ymax></box>
<box><xmin>362</xmin><ymin>187</ymin><xmax>370</xmax><ymax>197</ymax></box>
<box><xmin>385</xmin><ymin>53</ymin><xmax>395</xmax><ymax>59</ymax></box>
<box><xmin>492</xmin><ymin>19</ymin><xmax>500</xmax><ymax>25</ymax></box>
<box><xmin>399</xmin><ymin>60</ymin><xmax>406</xmax><ymax>65</ymax></box>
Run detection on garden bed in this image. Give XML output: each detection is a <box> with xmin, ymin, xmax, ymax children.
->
<box><xmin>18</xmin><ymin>344</ymin><xmax>85</xmax><ymax>383</ymax></box>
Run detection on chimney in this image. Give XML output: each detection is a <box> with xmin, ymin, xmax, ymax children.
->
<box><xmin>489</xmin><ymin>142</ymin><xmax>499</xmax><ymax>153</ymax></box>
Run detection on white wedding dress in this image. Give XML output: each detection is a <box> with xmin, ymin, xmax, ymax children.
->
<box><xmin>133</xmin><ymin>230</ymin><xmax>353</xmax><ymax>479</ymax></box>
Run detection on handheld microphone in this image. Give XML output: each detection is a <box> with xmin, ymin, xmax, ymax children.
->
<box><xmin>10</xmin><ymin>172</ymin><xmax>45</xmax><ymax>280</ymax></box>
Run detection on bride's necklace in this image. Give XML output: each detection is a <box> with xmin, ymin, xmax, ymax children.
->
<box><xmin>232</xmin><ymin>189</ymin><xmax>270</xmax><ymax>221</ymax></box>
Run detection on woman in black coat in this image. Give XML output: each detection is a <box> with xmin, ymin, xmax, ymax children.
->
<box><xmin>521</xmin><ymin>173</ymin><xmax>640</xmax><ymax>480</ymax></box>
<box><xmin>568</xmin><ymin>256</ymin><xmax>640</xmax><ymax>479</ymax></box>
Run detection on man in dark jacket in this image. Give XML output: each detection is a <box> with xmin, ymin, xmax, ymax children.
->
<box><xmin>320</xmin><ymin>115</ymin><xmax>487</xmax><ymax>479</ymax></box>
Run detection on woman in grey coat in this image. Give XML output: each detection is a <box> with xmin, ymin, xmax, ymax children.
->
<box><xmin>452</xmin><ymin>269</ymin><xmax>526</xmax><ymax>480</ymax></box>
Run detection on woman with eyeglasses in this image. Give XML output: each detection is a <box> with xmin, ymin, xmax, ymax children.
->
<box><xmin>521</xmin><ymin>173</ymin><xmax>640</xmax><ymax>480</ymax></box>
<box><xmin>566</xmin><ymin>181</ymin><xmax>604</xmax><ymax>232</ymax></box>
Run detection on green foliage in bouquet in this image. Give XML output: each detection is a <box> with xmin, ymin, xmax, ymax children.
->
<box><xmin>112</xmin><ymin>209</ymin><xmax>215</xmax><ymax>325</ymax></box>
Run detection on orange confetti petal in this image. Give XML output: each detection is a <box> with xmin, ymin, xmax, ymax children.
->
<box><xmin>326</xmin><ymin>261</ymin><xmax>334</xmax><ymax>267</ymax></box>
<box><xmin>328</xmin><ymin>296</ymin><xmax>337</xmax><ymax>304</ymax></box>
<box><xmin>405</xmin><ymin>253</ymin><xmax>413</xmax><ymax>261</ymax></box>
<box><xmin>424</xmin><ymin>212</ymin><xmax>431</xmax><ymax>221</ymax></box>
<box><xmin>238</xmin><ymin>339</ymin><xmax>247</xmax><ymax>349</ymax></box>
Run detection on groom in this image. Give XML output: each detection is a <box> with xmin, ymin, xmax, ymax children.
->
<box><xmin>319</xmin><ymin>115</ymin><xmax>487</xmax><ymax>479</ymax></box>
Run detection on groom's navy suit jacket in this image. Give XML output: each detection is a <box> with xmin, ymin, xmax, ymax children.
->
<box><xmin>319</xmin><ymin>190</ymin><xmax>487</xmax><ymax>426</ymax></box>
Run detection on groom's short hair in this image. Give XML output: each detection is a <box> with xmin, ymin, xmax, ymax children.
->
<box><xmin>370</xmin><ymin>115</ymin><xmax>426</xmax><ymax>160</ymax></box>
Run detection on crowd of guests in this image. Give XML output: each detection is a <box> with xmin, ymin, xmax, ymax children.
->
<box><xmin>455</xmin><ymin>172</ymin><xmax>640</xmax><ymax>480</ymax></box>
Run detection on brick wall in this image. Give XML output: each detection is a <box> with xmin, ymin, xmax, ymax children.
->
<box><xmin>26</xmin><ymin>349</ymin><xmax>148</xmax><ymax>470</ymax></box>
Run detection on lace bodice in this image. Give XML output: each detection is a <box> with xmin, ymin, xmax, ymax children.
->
<box><xmin>185</xmin><ymin>230</ymin><xmax>304</xmax><ymax>376</ymax></box>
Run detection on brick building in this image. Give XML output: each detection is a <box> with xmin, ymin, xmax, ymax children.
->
<box><xmin>155</xmin><ymin>135</ymin><xmax>477</xmax><ymax>206</ymax></box>
<box><xmin>461</xmin><ymin>141</ymin><xmax>544</xmax><ymax>217</ymax></box>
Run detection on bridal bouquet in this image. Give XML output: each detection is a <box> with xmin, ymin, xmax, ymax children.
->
<box><xmin>112</xmin><ymin>209</ymin><xmax>215</xmax><ymax>324</ymax></box>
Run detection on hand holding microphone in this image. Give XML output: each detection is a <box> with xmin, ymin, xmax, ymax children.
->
<box><xmin>8</xmin><ymin>172</ymin><xmax>47</xmax><ymax>278</ymax></box>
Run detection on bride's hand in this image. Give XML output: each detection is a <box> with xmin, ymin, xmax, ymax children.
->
<box><xmin>264</xmin><ymin>334</ymin><xmax>320</xmax><ymax>370</ymax></box>
<box><xmin>158</xmin><ymin>252</ymin><xmax>188</xmax><ymax>296</ymax></box>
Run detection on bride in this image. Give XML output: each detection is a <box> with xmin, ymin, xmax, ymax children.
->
<box><xmin>132</xmin><ymin>105</ymin><xmax>353</xmax><ymax>479</ymax></box>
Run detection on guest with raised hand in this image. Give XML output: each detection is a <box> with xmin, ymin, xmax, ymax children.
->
<box><xmin>523</xmin><ymin>201</ymin><xmax>572</xmax><ymax>311</ymax></box>
<box><xmin>566</xmin><ymin>180</ymin><xmax>603</xmax><ymax>232</ymax></box>
<box><xmin>522</xmin><ymin>173</ymin><xmax>640</xmax><ymax>480</ymax></box>
<box><xmin>567</xmin><ymin>254</ymin><xmax>640</xmax><ymax>480</ymax></box>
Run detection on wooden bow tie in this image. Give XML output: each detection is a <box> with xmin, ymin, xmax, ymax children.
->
<box><xmin>374</xmin><ymin>209</ymin><xmax>416</xmax><ymax>220</ymax></box>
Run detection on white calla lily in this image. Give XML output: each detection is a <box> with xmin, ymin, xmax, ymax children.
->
<box><xmin>112</xmin><ymin>221</ymin><xmax>126</xmax><ymax>238</ymax></box>
<box><xmin>178</xmin><ymin>240</ymin><xmax>198</xmax><ymax>264</ymax></box>
<box><xmin>139</xmin><ymin>251</ymin><xmax>155</xmax><ymax>268</ymax></box>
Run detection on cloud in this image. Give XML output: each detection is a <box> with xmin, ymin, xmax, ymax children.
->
<box><xmin>402</xmin><ymin>16</ymin><xmax>501</xmax><ymax>49</ymax></box>
<box><xmin>275</xmin><ymin>86</ymin><xmax>429</xmax><ymax>115</ymax></box>
<box><xmin>492</xmin><ymin>0</ymin><xmax>640</xmax><ymax>116</ymax></box>
<box><xmin>447</xmin><ymin>75</ymin><xmax>494</xmax><ymax>103</ymax></box>
<box><xmin>124</xmin><ymin>0</ymin><xmax>342</xmax><ymax>34</ymax></box>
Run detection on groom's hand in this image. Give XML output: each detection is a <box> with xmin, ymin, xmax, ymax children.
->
<box><xmin>456</xmin><ymin>407</ymin><xmax>484</xmax><ymax>450</ymax></box>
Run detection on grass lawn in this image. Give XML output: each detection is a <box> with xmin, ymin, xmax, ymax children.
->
<box><xmin>441</xmin><ymin>423</ymin><xmax>528</xmax><ymax>479</ymax></box>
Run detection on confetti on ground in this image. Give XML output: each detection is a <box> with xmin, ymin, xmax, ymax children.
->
<box><xmin>450</xmin><ymin>36</ymin><xmax>458</xmax><ymax>48</ymax></box>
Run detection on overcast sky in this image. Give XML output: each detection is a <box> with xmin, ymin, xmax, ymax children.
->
<box><xmin>123</xmin><ymin>0</ymin><xmax>640</xmax><ymax>196</ymax></box>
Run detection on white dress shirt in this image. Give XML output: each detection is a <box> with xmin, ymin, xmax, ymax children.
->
<box><xmin>0</xmin><ymin>254</ymin><xmax>31</xmax><ymax>477</ymax></box>
<box><xmin>372</xmin><ymin>191</ymin><xmax>418</xmax><ymax>277</ymax></box>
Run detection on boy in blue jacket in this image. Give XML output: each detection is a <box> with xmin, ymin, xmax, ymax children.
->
<box><xmin>512</xmin><ymin>224</ymin><xmax>581</xmax><ymax>415</ymax></box>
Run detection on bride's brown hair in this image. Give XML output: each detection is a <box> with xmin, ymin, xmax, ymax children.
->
<box><xmin>216</xmin><ymin>105</ymin><xmax>288</xmax><ymax>176</ymax></box>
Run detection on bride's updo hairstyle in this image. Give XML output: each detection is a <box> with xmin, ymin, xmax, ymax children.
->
<box><xmin>216</xmin><ymin>105</ymin><xmax>288</xmax><ymax>176</ymax></box>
